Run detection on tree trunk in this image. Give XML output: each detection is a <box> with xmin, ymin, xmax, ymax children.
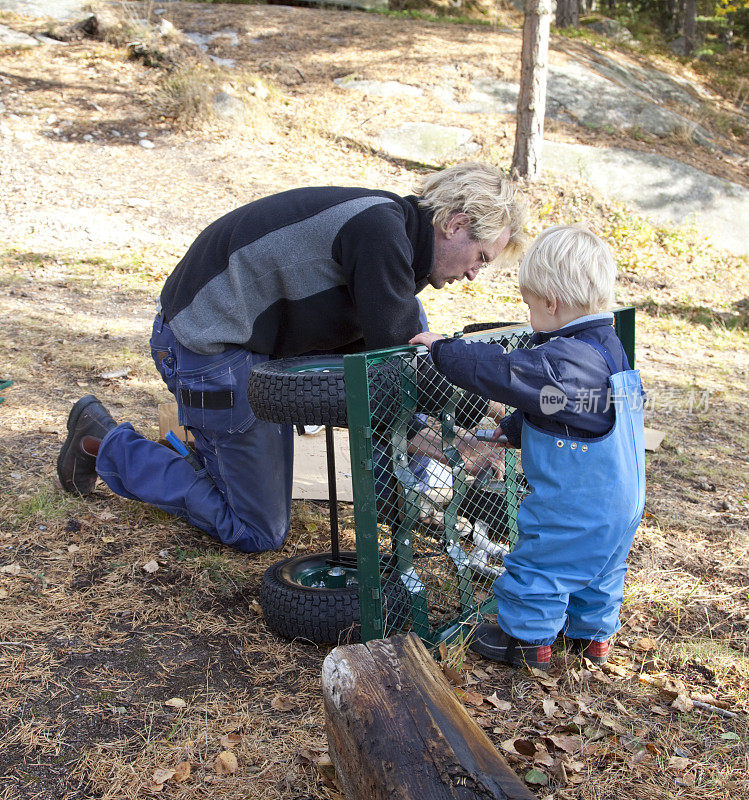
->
<box><xmin>555</xmin><ymin>0</ymin><xmax>579</xmax><ymax>28</ymax></box>
<box><xmin>512</xmin><ymin>0</ymin><xmax>552</xmax><ymax>182</ymax></box>
<box><xmin>683</xmin><ymin>0</ymin><xmax>697</xmax><ymax>54</ymax></box>
<box><xmin>322</xmin><ymin>633</ymin><xmax>537</xmax><ymax>800</ymax></box>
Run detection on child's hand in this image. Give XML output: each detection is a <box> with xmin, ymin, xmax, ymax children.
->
<box><xmin>409</xmin><ymin>332</ymin><xmax>446</xmax><ymax>350</ymax></box>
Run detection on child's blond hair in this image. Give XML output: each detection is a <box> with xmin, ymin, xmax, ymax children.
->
<box><xmin>518</xmin><ymin>225</ymin><xmax>616</xmax><ymax>312</ymax></box>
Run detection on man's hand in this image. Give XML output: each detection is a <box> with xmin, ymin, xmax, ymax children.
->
<box><xmin>409</xmin><ymin>332</ymin><xmax>447</xmax><ymax>350</ymax></box>
<box><xmin>456</xmin><ymin>433</ymin><xmax>505</xmax><ymax>476</ymax></box>
<box><xmin>485</xmin><ymin>400</ymin><xmax>507</xmax><ymax>423</ymax></box>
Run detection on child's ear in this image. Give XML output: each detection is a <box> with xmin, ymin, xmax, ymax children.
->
<box><xmin>545</xmin><ymin>296</ymin><xmax>558</xmax><ymax>316</ymax></box>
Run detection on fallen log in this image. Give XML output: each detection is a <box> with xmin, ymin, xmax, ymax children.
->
<box><xmin>322</xmin><ymin>632</ymin><xmax>536</xmax><ymax>800</ymax></box>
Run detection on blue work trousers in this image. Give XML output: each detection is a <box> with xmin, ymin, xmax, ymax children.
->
<box><xmin>96</xmin><ymin>315</ymin><xmax>293</xmax><ymax>552</ymax></box>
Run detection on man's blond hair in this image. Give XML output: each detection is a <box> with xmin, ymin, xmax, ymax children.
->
<box><xmin>518</xmin><ymin>225</ymin><xmax>616</xmax><ymax>313</ymax></box>
<box><xmin>416</xmin><ymin>162</ymin><xmax>526</xmax><ymax>262</ymax></box>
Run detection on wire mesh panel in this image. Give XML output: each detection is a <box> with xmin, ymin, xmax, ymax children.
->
<box><xmin>344</xmin><ymin>324</ymin><xmax>535</xmax><ymax>648</ymax></box>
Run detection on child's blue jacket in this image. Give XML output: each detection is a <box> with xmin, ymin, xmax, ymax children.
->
<box><xmin>430</xmin><ymin>313</ymin><xmax>630</xmax><ymax>446</ymax></box>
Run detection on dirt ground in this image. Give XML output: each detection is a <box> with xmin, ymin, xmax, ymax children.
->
<box><xmin>0</xmin><ymin>3</ymin><xmax>747</xmax><ymax>799</ymax></box>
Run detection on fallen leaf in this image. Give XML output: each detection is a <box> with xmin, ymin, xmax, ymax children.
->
<box><xmin>659</xmin><ymin>678</ymin><xmax>687</xmax><ymax>701</ymax></box>
<box><xmin>99</xmin><ymin>511</ymin><xmax>116</xmax><ymax>522</ymax></box>
<box><xmin>39</xmin><ymin>424</ymin><xmax>61</xmax><ymax>434</ymax></box>
<box><xmin>0</xmin><ymin>588</ymin><xmax>8</xmax><ymax>599</ymax></box>
<box><xmin>214</xmin><ymin>750</ymin><xmax>238</xmax><ymax>775</ymax></box>
<box><xmin>485</xmin><ymin>693</ymin><xmax>512</xmax><ymax>711</ymax></box>
<box><xmin>146</xmin><ymin>782</ymin><xmax>164</xmax><ymax>793</ymax></box>
<box><xmin>0</xmin><ymin>563</ymin><xmax>21</xmax><ymax>575</ymax></box>
<box><xmin>164</xmin><ymin>697</ymin><xmax>187</xmax><ymax>709</ymax></box>
<box><xmin>513</xmin><ymin>739</ymin><xmax>538</xmax><ymax>757</ymax></box>
<box><xmin>173</xmin><ymin>761</ymin><xmax>191</xmax><ymax>783</ymax></box>
<box><xmin>598</xmin><ymin>714</ymin><xmax>625</xmax><ymax>733</ymax></box>
<box><xmin>613</xmin><ymin>698</ymin><xmax>631</xmax><ymax>716</ymax></box>
<box><xmin>524</xmin><ymin>768</ymin><xmax>549</xmax><ymax>786</ymax></box>
<box><xmin>442</xmin><ymin>665</ymin><xmax>463</xmax><ymax>686</ymax></box>
<box><xmin>604</xmin><ymin>663</ymin><xmax>628</xmax><ymax>678</ymax></box>
<box><xmin>542</xmin><ymin>698</ymin><xmax>558</xmax><ymax>718</ymax></box>
<box><xmin>455</xmin><ymin>689</ymin><xmax>485</xmax><ymax>708</ymax></box>
<box><xmin>143</xmin><ymin>559</ymin><xmax>159</xmax><ymax>574</ymax></box>
<box><xmin>559</xmin><ymin>699</ymin><xmax>578</xmax><ymax>715</ymax></box>
<box><xmin>151</xmin><ymin>768</ymin><xmax>175</xmax><ymax>785</ymax></box>
<box><xmin>650</xmin><ymin>705</ymin><xmax>670</xmax><ymax>716</ymax></box>
<box><xmin>220</xmin><ymin>733</ymin><xmax>242</xmax><ymax>749</ymax></box>
<box><xmin>249</xmin><ymin>600</ymin><xmax>262</xmax><ymax>615</ymax></box>
<box><xmin>533</xmin><ymin>750</ymin><xmax>555</xmax><ymax>767</ymax></box>
<box><xmin>271</xmin><ymin>694</ymin><xmax>296</xmax><ymax>712</ymax></box>
<box><xmin>438</xmin><ymin>641</ymin><xmax>448</xmax><ymax>661</ymax></box>
<box><xmin>719</xmin><ymin>732</ymin><xmax>739</xmax><ymax>740</ymax></box>
<box><xmin>68</xmin><ymin>544</ymin><xmax>80</xmax><ymax>554</ymax></box>
<box><xmin>635</xmin><ymin>637</ymin><xmax>658</xmax><ymax>652</ymax></box>
<box><xmin>544</xmin><ymin>734</ymin><xmax>580</xmax><ymax>754</ymax></box>
<box><xmin>471</xmin><ymin>666</ymin><xmax>491</xmax><ymax>681</ymax></box>
<box><xmin>671</xmin><ymin>694</ymin><xmax>694</xmax><ymax>713</ymax></box>
<box><xmin>562</xmin><ymin>758</ymin><xmax>585</xmax><ymax>773</ymax></box>
<box><xmin>692</xmin><ymin>692</ymin><xmax>729</xmax><ymax>709</ymax></box>
<box><xmin>668</xmin><ymin>756</ymin><xmax>690</xmax><ymax>772</ymax></box>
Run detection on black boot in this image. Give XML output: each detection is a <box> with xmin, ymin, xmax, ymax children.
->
<box><xmin>57</xmin><ymin>396</ymin><xmax>117</xmax><ymax>495</ymax></box>
<box><xmin>566</xmin><ymin>637</ymin><xmax>610</xmax><ymax>665</ymax></box>
<box><xmin>469</xmin><ymin>622</ymin><xmax>551</xmax><ymax>671</ymax></box>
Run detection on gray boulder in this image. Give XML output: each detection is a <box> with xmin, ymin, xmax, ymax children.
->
<box><xmin>586</xmin><ymin>18</ymin><xmax>636</xmax><ymax>45</ymax></box>
<box><xmin>212</xmin><ymin>92</ymin><xmax>246</xmax><ymax>125</ymax></box>
<box><xmin>376</xmin><ymin>123</ymin><xmax>479</xmax><ymax>166</ymax></box>
<box><xmin>0</xmin><ymin>24</ymin><xmax>40</xmax><ymax>49</ymax></box>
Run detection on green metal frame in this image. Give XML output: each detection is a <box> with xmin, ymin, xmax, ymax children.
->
<box><xmin>345</xmin><ymin>309</ymin><xmax>635</xmax><ymax>646</ymax></box>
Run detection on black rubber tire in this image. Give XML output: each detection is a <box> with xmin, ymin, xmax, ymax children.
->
<box><xmin>260</xmin><ymin>551</ymin><xmax>408</xmax><ymax>644</ymax></box>
<box><xmin>462</xmin><ymin>320</ymin><xmax>523</xmax><ymax>334</ymax></box>
<box><xmin>248</xmin><ymin>357</ymin><xmax>402</xmax><ymax>428</ymax></box>
<box><xmin>248</xmin><ymin>354</ymin><xmax>487</xmax><ymax>429</ymax></box>
<box><xmin>248</xmin><ymin>356</ymin><xmax>348</xmax><ymax>426</ymax></box>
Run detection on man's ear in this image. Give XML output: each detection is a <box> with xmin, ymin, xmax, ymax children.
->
<box><xmin>445</xmin><ymin>212</ymin><xmax>471</xmax><ymax>237</ymax></box>
<box><xmin>545</xmin><ymin>295</ymin><xmax>558</xmax><ymax>316</ymax></box>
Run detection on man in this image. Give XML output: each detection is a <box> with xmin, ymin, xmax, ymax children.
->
<box><xmin>57</xmin><ymin>162</ymin><xmax>525</xmax><ymax>553</ymax></box>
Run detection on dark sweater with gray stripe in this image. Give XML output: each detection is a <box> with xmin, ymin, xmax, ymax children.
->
<box><xmin>160</xmin><ymin>187</ymin><xmax>435</xmax><ymax>356</ymax></box>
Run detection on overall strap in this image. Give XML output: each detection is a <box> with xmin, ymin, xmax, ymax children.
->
<box><xmin>577</xmin><ymin>335</ymin><xmax>630</xmax><ymax>373</ymax></box>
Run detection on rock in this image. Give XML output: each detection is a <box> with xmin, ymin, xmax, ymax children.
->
<box><xmin>158</xmin><ymin>18</ymin><xmax>176</xmax><ymax>38</ymax></box>
<box><xmin>586</xmin><ymin>18</ymin><xmax>635</xmax><ymax>45</ymax></box>
<box><xmin>33</xmin><ymin>32</ymin><xmax>64</xmax><ymax>46</ymax></box>
<box><xmin>376</xmin><ymin>123</ymin><xmax>479</xmax><ymax>166</ymax></box>
<box><xmin>0</xmin><ymin>24</ymin><xmax>40</xmax><ymax>49</ymax></box>
<box><xmin>139</xmin><ymin>139</ymin><xmax>155</xmax><ymax>149</ymax></box>
<box><xmin>294</xmin><ymin>0</ymin><xmax>387</xmax><ymax>9</ymax></box>
<box><xmin>543</xmin><ymin>140</ymin><xmax>749</xmax><ymax>257</ymax></box>
<box><xmin>0</xmin><ymin>0</ymin><xmax>86</xmax><ymax>21</ymax></box>
<box><xmin>669</xmin><ymin>36</ymin><xmax>688</xmax><ymax>56</ymax></box>
<box><xmin>335</xmin><ymin>75</ymin><xmax>423</xmax><ymax>98</ymax></box>
<box><xmin>48</xmin><ymin>10</ymin><xmax>122</xmax><ymax>42</ymax></box>
<box><xmin>212</xmin><ymin>91</ymin><xmax>246</xmax><ymax>125</ymax></box>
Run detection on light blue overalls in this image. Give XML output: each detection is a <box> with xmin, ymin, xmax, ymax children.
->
<box><xmin>494</xmin><ymin>340</ymin><xmax>646</xmax><ymax>645</ymax></box>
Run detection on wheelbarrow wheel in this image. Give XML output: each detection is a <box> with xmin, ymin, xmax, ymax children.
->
<box><xmin>248</xmin><ymin>357</ymin><xmax>349</xmax><ymax>427</ymax></box>
<box><xmin>248</xmin><ymin>355</ymin><xmax>488</xmax><ymax>429</ymax></box>
<box><xmin>260</xmin><ymin>551</ymin><xmax>408</xmax><ymax>645</ymax></box>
